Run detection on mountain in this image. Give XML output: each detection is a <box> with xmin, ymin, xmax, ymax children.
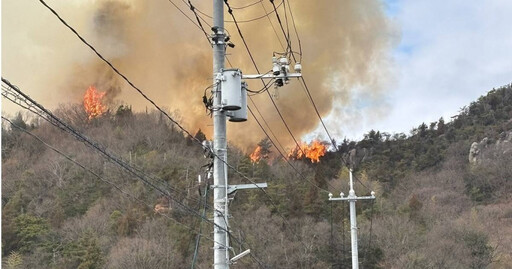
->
<box><xmin>2</xmin><ymin>83</ymin><xmax>511</xmax><ymax>268</ymax></box>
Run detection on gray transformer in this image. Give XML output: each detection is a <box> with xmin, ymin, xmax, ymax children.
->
<box><xmin>221</xmin><ymin>68</ymin><xmax>242</xmax><ymax>110</ymax></box>
<box><xmin>228</xmin><ymin>81</ymin><xmax>247</xmax><ymax>122</ymax></box>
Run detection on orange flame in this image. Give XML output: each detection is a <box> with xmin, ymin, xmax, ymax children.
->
<box><xmin>288</xmin><ymin>140</ymin><xmax>327</xmax><ymax>163</ymax></box>
<box><xmin>249</xmin><ymin>146</ymin><xmax>263</xmax><ymax>163</ymax></box>
<box><xmin>83</xmin><ymin>86</ymin><xmax>106</xmax><ymax>120</ymax></box>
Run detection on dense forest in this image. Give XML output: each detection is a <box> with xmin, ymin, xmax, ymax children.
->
<box><xmin>2</xmin><ymin>83</ymin><xmax>512</xmax><ymax>268</ymax></box>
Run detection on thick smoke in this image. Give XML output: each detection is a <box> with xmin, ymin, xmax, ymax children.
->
<box><xmin>2</xmin><ymin>0</ymin><xmax>396</xmax><ymax>151</ymax></box>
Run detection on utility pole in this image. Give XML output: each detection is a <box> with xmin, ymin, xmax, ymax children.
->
<box><xmin>329</xmin><ymin>169</ymin><xmax>375</xmax><ymax>269</ymax></box>
<box><xmin>208</xmin><ymin>0</ymin><xmax>299</xmax><ymax>267</ymax></box>
<box><xmin>211</xmin><ymin>0</ymin><xmax>228</xmax><ymax>267</ymax></box>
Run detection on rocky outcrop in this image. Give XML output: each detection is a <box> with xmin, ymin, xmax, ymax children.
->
<box><xmin>469</xmin><ymin>131</ymin><xmax>512</xmax><ymax>165</ymax></box>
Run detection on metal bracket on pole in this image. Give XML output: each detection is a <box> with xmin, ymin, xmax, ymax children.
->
<box><xmin>242</xmin><ymin>55</ymin><xmax>302</xmax><ymax>88</ymax></box>
<box><xmin>328</xmin><ymin>193</ymin><xmax>376</xmax><ymax>202</ymax></box>
<box><xmin>230</xmin><ymin>249</ymin><xmax>251</xmax><ymax>264</ymax></box>
<box><xmin>227</xmin><ymin>183</ymin><xmax>267</xmax><ymax>195</ymax></box>
<box><xmin>241</xmin><ymin>73</ymin><xmax>302</xmax><ymax>80</ymax></box>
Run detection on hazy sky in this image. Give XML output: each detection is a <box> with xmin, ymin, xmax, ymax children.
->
<box><xmin>317</xmin><ymin>0</ymin><xmax>512</xmax><ymax>140</ymax></box>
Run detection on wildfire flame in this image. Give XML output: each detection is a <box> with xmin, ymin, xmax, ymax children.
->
<box><xmin>83</xmin><ymin>85</ymin><xmax>106</xmax><ymax>120</ymax></box>
<box><xmin>249</xmin><ymin>146</ymin><xmax>263</xmax><ymax>163</ymax></box>
<box><xmin>288</xmin><ymin>140</ymin><xmax>327</xmax><ymax>163</ymax></box>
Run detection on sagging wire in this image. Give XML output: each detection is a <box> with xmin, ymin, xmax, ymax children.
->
<box><xmin>247</xmin><ymin>78</ymin><xmax>275</xmax><ymax>96</ymax></box>
<box><xmin>202</xmin><ymin>83</ymin><xmax>216</xmax><ymax>116</ymax></box>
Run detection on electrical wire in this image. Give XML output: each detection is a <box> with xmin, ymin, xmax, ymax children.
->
<box><xmin>191</xmin><ymin>182</ymin><xmax>209</xmax><ymax>269</ymax></box>
<box><xmin>342</xmin><ymin>202</ymin><xmax>346</xmax><ymax>268</ymax></box>
<box><xmin>298</xmin><ymin>77</ymin><xmax>372</xmax><ymax>192</ymax></box>
<box><xmin>268</xmin><ymin>0</ymin><xmax>294</xmax><ymax>62</ymax></box>
<box><xmin>194</xmin><ymin>0</ymin><xmax>284</xmax><ymax>24</ymax></box>
<box><xmin>2</xmin><ymin>83</ymin><xmax>191</xmax><ymax>205</ymax></box>
<box><xmin>34</xmin><ymin>0</ymin><xmax>266</xmax><ymax>200</ymax></box>
<box><xmin>1</xmin><ymin>116</ymin><xmax>229</xmax><ymax>250</ymax></box>
<box><xmin>40</xmin><ymin>0</ymin><xmax>331</xmax><ymax>202</ymax></box>
<box><xmin>3</xmin><ymin>80</ymin><xmax>267</xmax><ymax>268</ymax></box>
<box><xmin>298</xmin><ymin>77</ymin><xmax>336</xmax><ymax>147</ymax></box>
<box><xmin>185</xmin><ymin>0</ymin><xmax>212</xmax><ymax>43</ymax></box>
<box><xmin>224</xmin><ymin>60</ymin><xmax>288</xmax><ymax>157</ymax></box>
<box><xmin>247</xmin><ymin>79</ymin><xmax>275</xmax><ymax>95</ymax></box>
<box><xmin>225</xmin><ymin>0</ymin><xmax>341</xmax><ymax>193</ymax></box>
<box><xmin>363</xmin><ymin>199</ymin><xmax>375</xmax><ymax>267</ymax></box>
<box><xmin>165</xmin><ymin>0</ymin><xmax>211</xmax><ymax>44</ymax></box>
<box><xmin>231</xmin><ymin>0</ymin><xmax>263</xmax><ymax>10</ymax></box>
<box><xmin>284</xmin><ymin>0</ymin><xmax>302</xmax><ymax>62</ymax></box>
<box><xmin>30</xmin><ymin>4</ymin><xmax>279</xmax><ymax>265</ymax></box>
<box><xmin>330</xmin><ymin>200</ymin><xmax>334</xmax><ymax>267</ymax></box>
<box><xmin>1</xmin><ymin>79</ymin><xmax>256</xmax><ymax>256</ymax></box>
<box><xmin>260</xmin><ymin>1</ymin><xmax>286</xmax><ymax>51</ymax></box>
<box><xmin>35</xmin><ymin>1</ymin><xmax>356</xmax><ymax>265</ymax></box>
<box><xmin>247</xmin><ymin>100</ymin><xmax>287</xmax><ymax>155</ymax></box>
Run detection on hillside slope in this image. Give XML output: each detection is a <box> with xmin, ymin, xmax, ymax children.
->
<box><xmin>2</xmin><ymin>84</ymin><xmax>511</xmax><ymax>268</ymax></box>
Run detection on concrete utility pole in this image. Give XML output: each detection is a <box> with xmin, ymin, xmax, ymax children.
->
<box><xmin>329</xmin><ymin>169</ymin><xmax>375</xmax><ymax>269</ymax></box>
<box><xmin>212</xmin><ymin>0</ymin><xmax>228</xmax><ymax>267</ymax></box>
<box><xmin>208</xmin><ymin>1</ymin><xmax>298</xmax><ymax>267</ymax></box>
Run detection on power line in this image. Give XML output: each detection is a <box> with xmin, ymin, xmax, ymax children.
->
<box><xmin>191</xmin><ymin>182</ymin><xmax>209</xmax><ymax>269</ymax></box>
<box><xmin>32</xmin><ymin>5</ymin><xmax>299</xmax><ymax>258</ymax></box>
<box><xmin>231</xmin><ymin>0</ymin><xmax>263</xmax><ymax>10</ymax></box>
<box><xmin>224</xmin><ymin>59</ymin><xmax>288</xmax><ymax>161</ymax></box>
<box><xmin>2</xmin><ymin>80</ymin><xmax>266</xmax><ymax>268</ymax></box>
<box><xmin>225</xmin><ymin>0</ymin><xmax>340</xmax><ymax>193</ymax></box>
<box><xmin>259</xmin><ymin>0</ymin><xmax>286</xmax><ymax>51</ymax></box>
<box><xmin>363</xmin><ymin>199</ymin><xmax>375</xmax><ymax>267</ymax></box>
<box><xmin>247</xmin><ymin>100</ymin><xmax>287</xmax><ymax>155</ymax></box>
<box><xmin>164</xmin><ymin>0</ymin><xmax>210</xmax><ymax>42</ymax></box>
<box><xmin>2</xmin><ymin>79</ymin><xmax>253</xmax><ymax>254</ymax></box>
<box><xmin>299</xmin><ymin>77</ymin><xmax>336</xmax><ymax>147</ymax></box>
<box><xmin>194</xmin><ymin>0</ymin><xmax>284</xmax><ymax>24</ymax></box>
<box><xmin>35</xmin><ymin>2</ymin><xmax>349</xmax><ymax>265</ymax></box>
<box><xmin>298</xmin><ymin>77</ymin><xmax>371</xmax><ymax>191</ymax></box>
<box><xmin>184</xmin><ymin>0</ymin><xmax>212</xmax><ymax>43</ymax></box>
<box><xmin>2</xmin><ymin>82</ymin><xmax>189</xmax><ymax>204</ymax></box>
<box><xmin>38</xmin><ymin>0</ymin><xmax>328</xmax><ymax>203</ymax></box>
<box><xmin>284</xmin><ymin>0</ymin><xmax>302</xmax><ymax>62</ymax></box>
<box><xmin>33</xmin><ymin>0</ymin><xmax>262</xmax><ymax>198</ymax></box>
<box><xmin>1</xmin><ymin>115</ymin><xmax>229</xmax><ymax>250</ymax></box>
<box><xmin>268</xmin><ymin>0</ymin><xmax>294</xmax><ymax>62</ymax></box>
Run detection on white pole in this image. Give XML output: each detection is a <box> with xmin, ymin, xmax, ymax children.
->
<box><xmin>329</xmin><ymin>169</ymin><xmax>375</xmax><ymax>269</ymax></box>
<box><xmin>212</xmin><ymin>0</ymin><xmax>228</xmax><ymax>267</ymax></box>
<box><xmin>349</xmin><ymin>169</ymin><xmax>359</xmax><ymax>269</ymax></box>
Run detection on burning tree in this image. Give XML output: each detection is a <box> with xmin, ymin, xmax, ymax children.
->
<box><xmin>83</xmin><ymin>86</ymin><xmax>106</xmax><ymax>120</ymax></box>
<box><xmin>249</xmin><ymin>138</ymin><xmax>273</xmax><ymax>163</ymax></box>
<box><xmin>288</xmin><ymin>140</ymin><xmax>327</xmax><ymax>163</ymax></box>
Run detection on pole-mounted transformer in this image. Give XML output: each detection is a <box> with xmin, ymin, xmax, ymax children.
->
<box><xmin>227</xmin><ymin>81</ymin><xmax>247</xmax><ymax>122</ymax></box>
<box><xmin>220</xmin><ymin>68</ymin><xmax>242</xmax><ymax>111</ymax></box>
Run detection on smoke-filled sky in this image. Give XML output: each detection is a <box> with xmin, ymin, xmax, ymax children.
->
<box><xmin>2</xmin><ymin>0</ymin><xmax>511</xmax><ymax>151</ymax></box>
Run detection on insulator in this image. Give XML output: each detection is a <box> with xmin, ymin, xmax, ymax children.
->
<box><xmin>272</xmin><ymin>63</ymin><xmax>280</xmax><ymax>75</ymax></box>
<box><xmin>294</xmin><ymin>62</ymin><xmax>302</xmax><ymax>73</ymax></box>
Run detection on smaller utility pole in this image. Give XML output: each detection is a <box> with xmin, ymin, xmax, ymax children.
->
<box><xmin>329</xmin><ymin>169</ymin><xmax>375</xmax><ymax>269</ymax></box>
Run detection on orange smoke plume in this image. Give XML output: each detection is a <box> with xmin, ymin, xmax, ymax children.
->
<box><xmin>288</xmin><ymin>140</ymin><xmax>327</xmax><ymax>163</ymax></box>
<box><xmin>83</xmin><ymin>85</ymin><xmax>106</xmax><ymax>120</ymax></box>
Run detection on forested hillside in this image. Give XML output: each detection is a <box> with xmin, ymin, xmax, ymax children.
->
<box><xmin>2</xmin><ymin>83</ymin><xmax>512</xmax><ymax>268</ymax></box>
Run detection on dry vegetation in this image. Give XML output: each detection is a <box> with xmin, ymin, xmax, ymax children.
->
<box><xmin>2</xmin><ymin>84</ymin><xmax>512</xmax><ymax>268</ymax></box>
